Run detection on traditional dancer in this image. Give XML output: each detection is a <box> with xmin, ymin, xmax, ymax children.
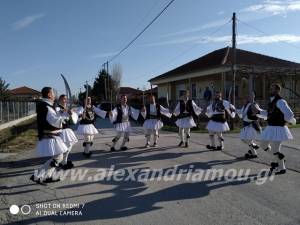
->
<box><xmin>141</xmin><ymin>95</ymin><xmax>172</xmax><ymax>147</ymax></box>
<box><xmin>55</xmin><ymin>94</ymin><xmax>78</xmax><ymax>169</ymax></box>
<box><xmin>259</xmin><ymin>83</ymin><xmax>296</xmax><ymax>175</ymax></box>
<box><xmin>30</xmin><ymin>87</ymin><xmax>69</xmax><ymax>185</ymax></box>
<box><xmin>173</xmin><ymin>90</ymin><xmax>202</xmax><ymax>148</ymax></box>
<box><xmin>76</xmin><ymin>97</ymin><xmax>107</xmax><ymax>157</ymax></box>
<box><xmin>237</xmin><ymin>91</ymin><xmax>262</xmax><ymax>159</ymax></box>
<box><xmin>206</xmin><ymin>91</ymin><xmax>236</xmax><ymax>150</ymax></box>
<box><xmin>109</xmin><ymin>95</ymin><xmax>140</xmax><ymax>151</ymax></box>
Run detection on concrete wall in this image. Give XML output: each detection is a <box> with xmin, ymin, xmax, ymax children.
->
<box><xmin>0</xmin><ymin>114</ymin><xmax>36</xmax><ymax>131</ymax></box>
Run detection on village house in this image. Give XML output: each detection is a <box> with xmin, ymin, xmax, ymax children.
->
<box><xmin>149</xmin><ymin>46</ymin><xmax>300</xmax><ymax>110</ymax></box>
<box><xmin>8</xmin><ymin>86</ymin><xmax>41</xmax><ymax>101</ymax></box>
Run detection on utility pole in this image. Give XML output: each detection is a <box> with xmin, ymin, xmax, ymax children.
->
<box><xmin>102</xmin><ymin>61</ymin><xmax>109</xmax><ymax>101</ymax></box>
<box><xmin>103</xmin><ymin>63</ymin><xmax>107</xmax><ymax>100</ymax></box>
<box><xmin>106</xmin><ymin>61</ymin><xmax>109</xmax><ymax>101</ymax></box>
<box><xmin>232</xmin><ymin>12</ymin><xmax>237</xmax><ymax>106</ymax></box>
<box><xmin>231</xmin><ymin>12</ymin><xmax>237</xmax><ymax>129</ymax></box>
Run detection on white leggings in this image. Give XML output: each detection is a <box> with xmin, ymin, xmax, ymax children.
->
<box><xmin>179</xmin><ymin>128</ymin><xmax>190</xmax><ymax>143</ymax></box>
<box><xmin>145</xmin><ymin>129</ymin><xmax>159</xmax><ymax>144</ymax></box>
<box><xmin>112</xmin><ymin>131</ymin><xmax>130</xmax><ymax>148</ymax></box>
<box><xmin>241</xmin><ymin>139</ymin><xmax>257</xmax><ymax>155</ymax></box>
<box><xmin>83</xmin><ymin>135</ymin><xmax>94</xmax><ymax>153</ymax></box>
<box><xmin>209</xmin><ymin>131</ymin><xmax>224</xmax><ymax>147</ymax></box>
<box><xmin>260</xmin><ymin>141</ymin><xmax>285</xmax><ymax>170</ymax></box>
<box><xmin>34</xmin><ymin>154</ymin><xmax>63</xmax><ymax>181</ymax></box>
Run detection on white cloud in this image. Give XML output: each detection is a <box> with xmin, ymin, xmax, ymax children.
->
<box><xmin>160</xmin><ymin>18</ymin><xmax>229</xmax><ymax>38</ymax></box>
<box><xmin>241</xmin><ymin>0</ymin><xmax>300</xmax><ymax>15</ymax></box>
<box><xmin>12</xmin><ymin>13</ymin><xmax>45</xmax><ymax>30</ymax></box>
<box><xmin>144</xmin><ymin>34</ymin><xmax>300</xmax><ymax>46</ymax></box>
<box><xmin>90</xmin><ymin>51</ymin><xmax>118</xmax><ymax>59</ymax></box>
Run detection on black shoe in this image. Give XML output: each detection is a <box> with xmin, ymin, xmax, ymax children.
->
<box><xmin>30</xmin><ymin>175</ymin><xmax>47</xmax><ymax>186</ymax></box>
<box><xmin>185</xmin><ymin>142</ymin><xmax>189</xmax><ymax>148</ymax></box>
<box><xmin>44</xmin><ymin>177</ymin><xmax>61</xmax><ymax>183</ymax></box>
<box><xmin>206</xmin><ymin>145</ymin><xmax>216</xmax><ymax>150</ymax></box>
<box><xmin>216</xmin><ymin>146</ymin><xmax>224</xmax><ymax>151</ymax></box>
<box><xmin>83</xmin><ymin>152</ymin><xmax>92</xmax><ymax>157</ymax></box>
<box><xmin>251</xmin><ymin>144</ymin><xmax>260</xmax><ymax>150</ymax></box>
<box><xmin>110</xmin><ymin>147</ymin><xmax>116</xmax><ymax>152</ymax></box>
<box><xmin>152</xmin><ymin>142</ymin><xmax>158</xmax><ymax>147</ymax></box>
<box><xmin>275</xmin><ymin>169</ymin><xmax>286</xmax><ymax>175</ymax></box>
<box><xmin>120</xmin><ymin>146</ymin><xmax>128</xmax><ymax>151</ymax></box>
<box><xmin>245</xmin><ymin>150</ymin><xmax>258</xmax><ymax>159</ymax></box>
<box><xmin>61</xmin><ymin>163</ymin><xmax>74</xmax><ymax>170</ymax></box>
<box><xmin>178</xmin><ymin>141</ymin><xmax>184</xmax><ymax>147</ymax></box>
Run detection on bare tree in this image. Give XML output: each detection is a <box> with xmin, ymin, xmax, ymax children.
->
<box><xmin>111</xmin><ymin>63</ymin><xmax>122</xmax><ymax>101</ymax></box>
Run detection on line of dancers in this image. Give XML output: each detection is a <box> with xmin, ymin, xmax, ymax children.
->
<box><xmin>30</xmin><ymin>83</ymin><xmax>296</xmax><ymax>184</ymax></box>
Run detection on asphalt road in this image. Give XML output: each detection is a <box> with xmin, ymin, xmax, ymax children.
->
<box><xmin>0</xmin><ymin>125</ymin><xmax>300</xmax><ymax>225</ymax></box>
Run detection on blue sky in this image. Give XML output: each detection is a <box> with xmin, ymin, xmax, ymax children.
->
<box><xmin>1</xmin><ymin>0</ymin><xmax>300</xmax><ymax>96</ymax></box>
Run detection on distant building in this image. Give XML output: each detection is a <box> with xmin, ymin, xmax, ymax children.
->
<box><xmin>8</xmin><ymin>86</ymin><xmax>41</xmax><ymax>101</ymax></box>
<box><xmin>149</xmin><ymin>46</ymin><xmax>300</xmax><ymax>108</ymax></box>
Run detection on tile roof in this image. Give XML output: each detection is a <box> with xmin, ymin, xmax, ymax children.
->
<box><xmin>149</xmin><ymin>46</ymin><xmax>300</xmax><ymax>82</ymax></box>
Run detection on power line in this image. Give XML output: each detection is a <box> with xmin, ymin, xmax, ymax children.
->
<box><xmin>237</xmin><ymin>18</ymin><xmax>300</xmax><ymax>51</ymax></box>
<box><xmin>127</xmin><ymin>18</ymin><xmax>232</xmax><ymax>83</ymax></box>
<box><xmin>107</xmin><ymin>0</ymin><xmax>176</xmax><ymax>63</ymax></box>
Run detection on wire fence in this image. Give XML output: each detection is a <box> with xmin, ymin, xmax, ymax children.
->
<box><xmin>0</xmin><ymin>101</ymin><xmax>36</xmax><ymax>124</ymax></box>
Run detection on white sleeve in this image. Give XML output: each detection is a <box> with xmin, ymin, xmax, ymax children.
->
<box><xmin>237</xmin><ymin>107</ymin><xmax>244</xmax><ymax>119</ymax></box>
<box><xmin>93</xmin><ymin>106</ymin><xmax>107</xmax><ymax>119</ymax></box>
<box><xmin>277</xmin><ymin>99</ymin><xmax>296</xmax><ymax>124</ymax></box>
<box><xmin>192</xmin><ymin>100</ymin><xmax>202</xmax><ymax>116</ymax></box>
<box><xmin>74</xmin><ymin>106</ymin><xmax>84</xmax><ymax>116</ymax></box>
<box><xmin>205</xmin><ymin>104</ymin><xmax>213</xmax><ymax>118</ymax></box>
<box><xmin>257</xmin><ymin>109</ymin><xmax>268</xmax><ymax>120</ymax></box>
<box><xmin>46</xmin><ymin>106</ymin><xmax>68</xmax><ymax>128</ymax></box>
<box><xmin>160</xmin><ymin>105</ymin><xmax>172</xmax><ymax>118</ymax></box>
<box><xmin>70</xmin><ymin>112</ymin><xmax>79</xmax><ymax>124</ymax></box>
<box><xmin>173</xmin><ymin>103</ymin><xmax>180</xmax><ymax>116</ymax></box>
<box><xmin>223</xmin><ymin>100</ymin><xmax>235</xmax><ymax>118</ymax></box>
<box><xmin>109</xmin><ymin>108</ymin><xmax>118</xmax><ymax>123</ymax></box>
<box><xmin>130</xmin><ymin>107</ymin><xmax>140</xmax><ymax>121</ymax></box>
<box><xmin>55</xmin><ymin>107</ymin><xmax>61</xmax><ymax>113</ymax></box>
<box><xmin>140</xmin><ymin>107</ymin><xmax>146</xmax><ymax>119</ymax></box>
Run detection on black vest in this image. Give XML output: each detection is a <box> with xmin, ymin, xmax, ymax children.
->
<box><xmin>178</xmin><ymin>100</ymin><xmax>194</xmax><ymax>118</ymax></box>
<box><xmin>80</xmin><ymin>106</ymin><xmax>95</xmax><ymax>125</ymax></box>
<box><xmin>114</xmin><ymin>104</ymin><xmax>131</xmax><ymax>124</ymax></box>
<box><xmin>36</xmin><ymin>101</ymin><xmax>61</xmax><ymax>140</ymax></box>
<box><xmin>211</xmin><ymin>99</ymin><xmax>226</xmax><ymax>123</ymax></box>
<box><xmin>244</xmin><ymin>102</ymin><xmax>259</xmax><ymax>121</ymax></box>
<box><xmin>267</xmin><ymin>95</ymin><xmax>285</xmax><ymax>126</ymax></box>
<box><xmin>242</xmin><ymin>102</ymin><xmax>261</xmax><ymax>132</ymax></box>
<box><xmin>146</xmin><ymin>104</ymin><xmax>161</xmax><ymax>120</ymax></box>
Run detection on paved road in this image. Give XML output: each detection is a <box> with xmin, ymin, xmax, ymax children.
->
<box><xmin>0</xmin><ymin>126</ymin><xmax>300</xmax><ymax>225</ymax></box>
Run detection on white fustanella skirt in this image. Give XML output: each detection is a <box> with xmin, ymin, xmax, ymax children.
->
<box><xmin>76</xmin><ymin>124</ymin><xmax>99</xmax><ymax>135</ymax></box>
<box><xmin>206</xmin><ymin>120</ymin><xmax>230</xmax><ymax>132</ymax></box>
<box><xmin>260</xmin><ymin>125</ymin><xmax>293</xmax><ymax>141</ymax></box>
<box><xmin>143</xmin><ymin>119</ymin><xmax>164</xmax><ymax>130</ymax></box>
<box><xmin>37</xmin><ymin>136</ymin><xmax>68</xmax><ymax>157</ymax></box>
<box><xmin>60</xmin><ymin>128</ymin><xmax>78</xmax><ymax>147</ymax></box>
<box><xmin>240</xmin><ymin>125</ymin><xmax>260</xmax><ymax>140</ymax></box>
<box><xmin>175</xmin><ymin>117</ymin><xmax>196</xmax><ymax>129</ymax></box>
<box><xmin>115</xmin><ymin>121</ymin><xmax>131</xmax><ymax>132</ymax></box>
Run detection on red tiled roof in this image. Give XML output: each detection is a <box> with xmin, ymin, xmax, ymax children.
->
<box><xmin>119</xmin><ymin>87</ymin><xmax>143</xmax><ymax>95</ymax></box>
<box><xmin>149</xmin><ymin>46</ymin><xmax>300</xmax><ymax>82</ymax></box>
<box><xmin>9</xmin><ymin>86</ymin><xmax>41</xmax><ymax>95</ymax></box>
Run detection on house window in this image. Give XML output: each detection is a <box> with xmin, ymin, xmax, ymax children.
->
<box><xmin>191</xmin><ymin>83</ymin><xmax>197</xmax><ymax>99</ymax></box>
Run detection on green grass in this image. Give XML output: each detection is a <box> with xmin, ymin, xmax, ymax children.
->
<box><xmin>0</xmin><ymin>118</ymin><xmax>37</xmax><ymax>153</ymax></box>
